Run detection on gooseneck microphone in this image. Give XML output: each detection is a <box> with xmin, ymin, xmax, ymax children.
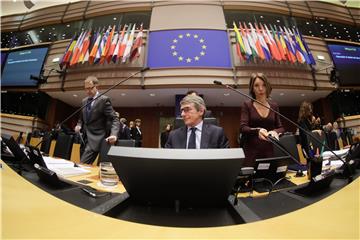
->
<box><xmin>35</xmin><ymin>67</ymin><xmax>150</xmax><ymax>149</ymax></box>
<box><xmin>213</xmin><ymin>80</ymin><xmax>353</xmax><ymax>183</ymax></box>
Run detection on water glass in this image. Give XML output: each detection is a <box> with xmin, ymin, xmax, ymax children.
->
<box><xmin>99</xmin><ymin>162</ymin><xmax>118</xmax><ymax>186</ymax></box>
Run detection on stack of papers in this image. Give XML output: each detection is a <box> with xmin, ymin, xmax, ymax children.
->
<box><xmin>43</xmin><ymin>156</ymin><xmax>90</xmax><ymax>177</ymax></box>
<box><xmin>322</xmin><ymin>148</ymin><xmax>349</xmax><ymax>169</ymax></box>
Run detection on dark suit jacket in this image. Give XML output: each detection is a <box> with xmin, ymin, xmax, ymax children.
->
<box><xmin>131</xmin><ymin>127</ymin><xmax>142</xmax><ymax>141</ymax></box>
<box><xmin>118</xmin><ymin>125</ymin><xmax>131</xmax><ymax>140</ymax></box>
<box><xmin>165</xmin><ymin>123</ymin><xmax>229</xmax><ymax>149</ymax></box>
<box><xmin>77</xmin><ymin>95</ymin><xmax>119</xmax><ymax>152</ymax></box>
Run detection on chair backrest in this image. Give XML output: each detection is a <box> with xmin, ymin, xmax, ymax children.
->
<box><xmin>273</xmin><ymin>134</ymin><xmax>300</xmax><ymax>162</ymax></box>
<box><xmin>117</xmin><ymin>139</ymin><xmax>136</xmax><ymax>147</ymax></box>
<box><xmin>40</xmin><ymin>132</ymin><xmax>52</xmax><ymax>154</ymax></box>
<box><xmin>53</xmin><ymin>133</ymin><xmax>74</xmax><ymax>160</ymax></box>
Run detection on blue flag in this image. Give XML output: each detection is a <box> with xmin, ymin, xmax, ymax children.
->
<box><xmin>147</xmin><ymin>29</ymin><xmax>231</xmax><ymax>68</ymax></box>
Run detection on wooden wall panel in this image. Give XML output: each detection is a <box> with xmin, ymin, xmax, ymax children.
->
<box><xmin>62</xmin><ymin>1</ymin><xmax>89</xmax><ymax>23</ymax></box>
<box><xmin>223</xmin><ymin>1</ymin><xmax>290</xmax><ymax>15</ymax></box>
<box><xmin>85</xmin><ymin>1</ymin><xmax>152</xmax><ymax>18</ymax></box>
<box><xmin>287</xmin><ymin>1</ymin><xmax>312</xmax><ymax>19</ymax></box>
<box><xmin>307</xmin><ymin>1</ymin><xmax>355</xmax><ymax>25</ymax></box>
<box><xmin>111</xmin><ymin>105</ymin><xmax>299</xmax><ymax>148</ymax></box>
<box><xmin>1</xmin><ymin>14</ymin><xmax>23</xmax><ymax>32</ymax></box>
<box><xmin>348</xmin><ymin>7</ymin><xmax>360</xmax><ymax>25</ymax></box>
<box><xmin>20</xmin><ymin>5</ymin><xmax>68</xmax><ymax>31</ymax></box>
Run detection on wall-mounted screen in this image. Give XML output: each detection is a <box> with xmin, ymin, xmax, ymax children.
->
<box><xmin>327</xmin><ymin>43</ymin><xmax>360</xmax><ymax>87</ymax></box>
<box><xmin>1</xmin><ymin>47</ymin><xmax>49</xmax><ymax>87</ymax></box>
<box><xmin>1</xmin><ymin>51</ymin><xmax>8</xmax><ymax>73</ymax></box>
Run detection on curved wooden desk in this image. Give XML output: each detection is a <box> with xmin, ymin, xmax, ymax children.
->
<box><xmin>1</xmin><ymin>160</ymin><xmax>359</xmax><ymax>239</ymax></box>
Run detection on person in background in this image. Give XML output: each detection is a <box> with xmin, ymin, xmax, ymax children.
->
<box><xmin>129</xmin><ymin>121</ymin><xmax>135</xmax><ymax>139</ymax></box>
<box><xmin>297</xmin><ymin>101</ymin><xmax>315</xmax><ymax>157</ymax></box>
<box><xmin>165</xmin><ymin>95</ymin><xmax>229</xmax><ymax>149</ymax></box>
<box><xmin>74</xmin><ymin>76</ymin><xmax>119</xmax><ymax>164</ymax></box>
<box><xmin>160</xmin><ymin>124</ymin><xmax>172</xmax><ymax>148</ymax></box>
<box><xmin>118</xmin><ymin>117</ymin><xmax>131</xmax><ymax>140</ymax></box>
<box><xmin>131</xmin><ymin>119</ymin><xmax>143</xmax><ymax>147</ymax></box>
<box><xmin>240</xmin><ymin>73</ymin><xmax>284</xmax><ymax>167</ymax></box>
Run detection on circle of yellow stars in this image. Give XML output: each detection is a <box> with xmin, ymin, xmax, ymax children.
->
<box><xmin>170</xmin><ymin>33</ymin><xmax>207</xmax><ymax>63</ymax></box>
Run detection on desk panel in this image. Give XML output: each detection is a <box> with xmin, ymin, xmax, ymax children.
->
<box><xmin>1</xmin><ymin>160</ymin><xmax>359</xmax><ymax>239</ymax></box>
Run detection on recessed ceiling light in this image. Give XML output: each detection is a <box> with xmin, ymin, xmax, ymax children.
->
<box><xmin>280</xmin><ymin>93</ymin><xmax>285</xmax><ymax>96</ymax></box>
<box><xmin>149</xmin><ymin>93</ymin><xmax>156</xmax><ymax>97</ymax></box>
<box><xmin>113</xmin><ymin>17</ymin><xmax>117</xmax><ymax>20</ymax></box>
<box><xmin>224</xmin><ymin>93</ymin><xmax>230</xmax><ymax>96</ymax></box>
<box><xmin>260</xmin><ymin>16</ymin><xmax>264</xmax><ymax>18</ymax></box>
<box><xmin>41</xmin><ymin>28</ymin><xmax>45</xmax><ymax>31</ymax></box>
<box><xmin>317</xmin><ymin>55</ymin><xmax>325</xmax><ymax>60</ymax></box>
<box><xmin>121</xmin><ymin>93</ymin><xmax>126</xmax><ymax>96</ymax></box>
<box><xmin>276</xmin><ymin>20</ymin><xmax>280</xmax><ymax>23</ymax></box>
<box><xmin>301</xmin><ymin>93</ymin><xmax>306</xmax><ymax>97</ymax></box>
<box><xmin>67</xmin><ymin>24</ymin><xmax>70</xmax><ymax>27</ymax></box>
<box><xmin>306</xmin><ymin>22</ymin><xmax>309</xmax><ymax>25</ymax></box>
<box><xmin>73</xmin><ymin>94</ymin><xmax>78</xmax><ymax>97</ymax></box>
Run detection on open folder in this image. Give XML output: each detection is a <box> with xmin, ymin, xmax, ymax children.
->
<box><xmin>42</xmin><ymin>156</ymin><xmax>90</xmax><ymax>177</ymax></box>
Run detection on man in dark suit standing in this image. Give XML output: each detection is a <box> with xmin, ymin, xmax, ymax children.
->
<box><xmin>118</xmin><ymin>117</ymin><xmax>131</xmax><ymax>140</ymax></box>
<box><xmin>74</xmin><ymin>76</ymin><xmax>119</xmax><ymax>164</ymax></box>
<box><xmin>131</xmin><ymin>118</ymin><xmax>142</xmax><ymax>147</ymax></box>
<box><xmin>165</xmin><ymin>95</ymin><xmax>229</xmax><ymax>149</ymax></box>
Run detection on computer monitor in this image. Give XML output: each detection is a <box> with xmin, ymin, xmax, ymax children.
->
<box><xmin>1</xmin><ymin>133</ymin><xmax>29</xmax><ymax>162</ymax></box>
<box><xmin>173</xmin><ymin>117</ymin><xmax>218</xmax><ymax>129</ymax></box>
<box><xmin>254</xmin><ymin>156</ymin><xmax>293</xmax><ymax>183</ymax></box>
<box><xmin>108</xmin><ymin>147</ymin><xmax>244</xmax><ymax>206</ymax></box>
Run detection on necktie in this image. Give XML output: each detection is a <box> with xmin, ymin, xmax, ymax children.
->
<box><xmin>188</xmin><ymin>127</ymin><xmax>196</xmax><ymax>149</ymax></box>
<box><xmin>86</xmin><ymin>97</ymin><xmax>93</xmax><ymax>120</ymax></box>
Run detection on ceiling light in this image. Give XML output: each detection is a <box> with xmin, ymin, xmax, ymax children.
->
<box><xmin>113</xmin><ymin>17</ymin><xmax>117</xmax><ymax>20</ymax></box>
<box><xmin>66</xmin><ymin>24</ymin><xmax>70</xmax><ymax>27</ymax></box>
<box><xmin>52</xmin><ymin>57</ymin><xmax>60</xmax><ymax>63</ymax></box>
<box><xmin>149</xmin><ymin>93</ymin><xmax>156</xmax><ymax>97</ymax></box>
<box><xmin>121</xmin><ymin>93</ymin><xmax>126</xmax><ymax>96</ymax></box>
<box><xmin>279</xmin><ymin>93</ymin><xmax>285</xmax><ymax>96</ymax></box>
<box><xmin>306</xmin><ymin>22</ymin><xmax>309</xmax><ymax>25</ymax></box>
<box><xmin>276</xmin><ymin>20</ymin><xmax>280</xmax><ymax>23</ymax></box>
<box><xmin>224</xmin><ymin>93</ymin><xmax>230</xmax><ymax>96</ymax></box>
<box><xmin>73</xmin><ymin>94</ymin><xmax>78</xmax><ymax>97</ymax></box>
<box><xmin>317</xmin><ymin>55</ymin><xmax>325</xmax><ymax>60</ymax></box>
<box><xmin>301</xmin><ymin>93</ymin><xmax>305</xmax><ymax>97</ymax></box>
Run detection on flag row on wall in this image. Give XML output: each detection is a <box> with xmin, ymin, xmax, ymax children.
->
<box><xmin>233</xmin><ymin>22</ymin><xmax>316</xmax><ymax>65</ymax></box>
<box><xmin>60</xmin><ymin>23</ymin><xmax>143</xmax><ymax>69</ymax></box>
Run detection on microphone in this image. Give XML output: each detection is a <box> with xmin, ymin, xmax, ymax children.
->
<box><xmin>35</xmin><ymin>68</ymin><xmax>150</xmax><ymax>149</ymax></box>
<box><xmin>214</xmin><ymin>80</ymin><xmax>353</xmax><ymax>183</ymax></box>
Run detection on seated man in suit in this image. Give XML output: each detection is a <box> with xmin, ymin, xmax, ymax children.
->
<box><xmin>165</xmin><ymin>94</ymin><xmax>229</xmax><ymax>149</ymax></box>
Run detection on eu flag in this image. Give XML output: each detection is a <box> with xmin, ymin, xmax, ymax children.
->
<box><xmin>147</xmin><ymin>30</ymin><xmax>232</xmax><ymax>68</ymax></box>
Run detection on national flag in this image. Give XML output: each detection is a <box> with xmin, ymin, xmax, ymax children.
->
<box><xmin>130</xmin><ymin>24</ymin><xmax>144</xmax><ymax>62</ymax></box>
<box><xmin>233</xmin><ymin>22</ymin><xmax>245</xmax><ymax>60</ymax></box>
<box><xmin>78</xmin><ymin>30</ymin><xmax>91</xmax><ymax>64</ymax></box>
<box><xmin>83</xmin><ymin>29</ymin><xmax>98</xmax><ymax>64</ymax></box>
<box><xmin>268</xmin><ymin>24</ymin><xmax>286</xmax><ymax>61</ymax></box>
<box><xmin>60</xmin><ymin>34</ymin><xmax>76</xmax><ymax>69</ymax></box>
<box><xmin>112</xmin><ymin>25</ymin><xmax>126</xmax><ymax>63</ymax></box>
<box><xmin>249</xmin><ymin>23</ymin><xmax>265</xmax><ymax>60</ymax></box>
<box><xmin>293</xmin><ymin>28</ymin><xmax>314</xmax><ymax>64</ymax></box>
<box><xmin>100</xmin><ymin>26</ymin><xmax>113</xmax><ymax>64</ymax></box>
<box><xmin>280</xmin><ymin>26</ymin><xmax>297</xmax><ymax>63</ymax></box>
<box><xmin>89</xmin><ymin>29</ymin><xmax>102</xmax><ymax>64</ymax></box>
<box><xmin>118</xmin><ymin>23</ymin><xmax>132</xmax><ymax>59</ymax></box>
<box><xmin>239</xmin><ymin>22</ymin><xmax>252</xmax><ymax>58</ymax></box>
<box><xmin>69</xmin><ymin>30</ymin><xmax>86</xmax><ymax>66</ymax></box>
<box><xmin>255</xmin><ymin>23</ymin><xmax>271</xmax><ymax>61</ymax></box>
<box><xmin>106</xmin><ymin>26</ymin><xmax>120</xmax><ymax>63</ymax></box>
<box><xmin>285</xmin><ymin>27</ymin><xmax>305</xmax><ymax>63</ymax></box>
<box><xmin>147</xmin><ymin>29</ymin><xmax>232</xmax><ymax>68</ymax></box>
<box><xmin>260</xmin><ymin>23</ymin><xmax>281</xmax><ymax>61</ymax></box>
<box><xmin>122</xmin><ymin>23</ymin><xmax>136</xmax><ymax>63</ymax></box>
<box><xmin>95</xmin><ymin>27</ymin><xmax>109</xmax><ymax>64</ymax></box>
<box><xmin>243</xmin><ymin>22</ymin><xmax>258</xmax><ymax>58</ymax></box>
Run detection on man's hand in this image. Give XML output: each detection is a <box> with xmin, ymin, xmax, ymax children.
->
<box><xmin>74</xmin><ymin>125</ymin><xmax>81</xmax><ymax>133</ymax></box>
<box><xmin>258</xmin><ymin>128</ymin><xmax>268</xmax><ymax>141</ymax></box>
<box><xmin>105</xmin><ymin>135</ymin><xmax>117</xmax><ymax>144</ymax></box>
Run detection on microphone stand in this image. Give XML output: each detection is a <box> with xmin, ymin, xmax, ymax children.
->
<box><xmin>214</xmin><ymin>80</ymin><xmax>353</xmax><ymax>183</ymax></box>
<box><xmin>35</xmin><ymin>67</ymin><xmax>149</xmax><ymax>150</ymax></box>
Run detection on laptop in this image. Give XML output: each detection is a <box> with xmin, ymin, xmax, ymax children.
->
<box><xmin>254</xmin><ymin>156</ymin><xmax>293</xmax><ymax>183</ymax></box>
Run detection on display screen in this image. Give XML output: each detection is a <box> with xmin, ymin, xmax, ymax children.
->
<box><xmin>1</xmin><ymin>51</ymin><xmax>7</xmax><ymax>73</ymax></box>
<box><xmin>327</xmin><ymin>44</ymin><xmax>360</xmax><ymax>86</ymax></box>
<box><xmin>1</xmin><ymin>47</ymin><xmax>49</xmax><ymax>87</ymax></box>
